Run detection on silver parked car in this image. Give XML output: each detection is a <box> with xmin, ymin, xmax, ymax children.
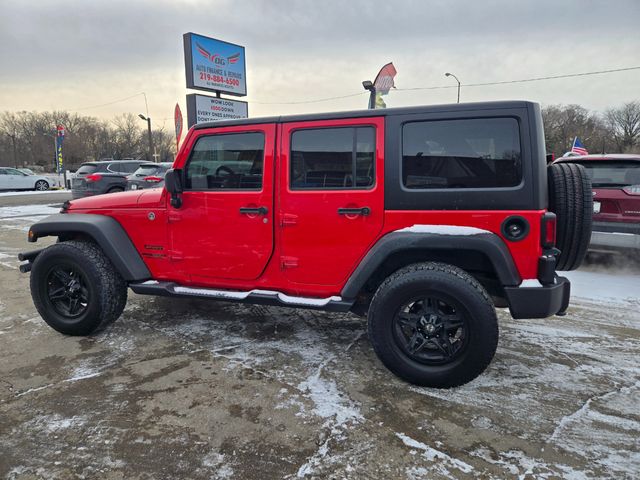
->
<box><xmin>0</xmin><ymin>167</ymin><xmax>49</xmax><ymax>191</ymax></box>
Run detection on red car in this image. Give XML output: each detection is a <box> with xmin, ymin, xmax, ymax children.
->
<box><xmin>555</xmin><ymin>154</ymin><xmax>640</xmax><ymax>252</ymax></box>
<box><xmin>20</xmin><ymin>101</ymin><xmax>593</xmax><ymax>388</ymax></box>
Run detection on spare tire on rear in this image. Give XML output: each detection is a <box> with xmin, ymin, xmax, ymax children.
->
<box><xmin>547</xmin><ymin>162</ymin><xmax>593</xmax><ymax>271</ymax></box>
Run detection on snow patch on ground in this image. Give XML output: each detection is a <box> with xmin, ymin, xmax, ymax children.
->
<box><xmin>0</xmin><ymin>204</ymin><xmax>60</xmax><ymax>232</ymax></box>
<box><xmin>395</xmin><ymin>432</ymin><xmax>473</xmax><ymax>475</ymax></box>
<box><xmin>564</xmin><ymin>270</ymin><xmax>640</xmax><ymax>304</ymax></box>
<box><xmin>297</xmin><ymin>363</ymin><xmax>363</xmax><ymax>427</ymax></box>
<box><xmin>0</xmin><ymin>204</ymin><xmax>61</xmax><ymax>219</ymax></box>
<box><xmin>0</xmin><ymin>189</ymin><xmax>69</xmax><ymax>197</ymax></box>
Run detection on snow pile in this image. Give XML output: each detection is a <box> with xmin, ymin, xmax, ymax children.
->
<box><xmin>0</xmin><ymin>189</ymin><xmax>69</xmax><ymax>197</ymax></box>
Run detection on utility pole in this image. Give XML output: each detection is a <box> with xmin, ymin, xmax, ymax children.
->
<box><xmin>138</xmin><ymin>114</ymin><xmax>155</xmax><ymax>162</ymax></box>
<box><xmin>9</xmin><ymin>133</ymin><xmax>18</xmax><ymax>169</ymax></box>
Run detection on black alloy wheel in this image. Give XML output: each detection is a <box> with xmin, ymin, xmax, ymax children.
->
<box><xmin>393</xmin><ymin>295</ymin><xmax>468</xmax><ymax>365</ymax></box>
<box><xmin>45</xmin><ymin>263</ymin><xmax>90</xmax><ymax>318</ymax></box>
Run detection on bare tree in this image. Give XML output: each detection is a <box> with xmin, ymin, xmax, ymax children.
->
<box><xmin>542</xmin><ymin>104</ymin><xmax>611</xmax><ymax>155</ymax></box>
<box><xmin>111</xmin><ymin>113</ymin><xmax>144</xmax><ymax>159</ymax></box>
<box><xmin>605</xmin><ymin>101</ymin><xmax>640</xmax><ymax>153</ymax></box>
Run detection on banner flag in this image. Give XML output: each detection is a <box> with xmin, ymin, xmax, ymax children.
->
<box><xmin>372</xmin><ymin>62</ymin><xmax>397</xmax><ymax>109</ymax></box>
<box><xmin>55</xmin><ymin>125</ymin><xmax>65</xmax><ymax>174</ymax></box>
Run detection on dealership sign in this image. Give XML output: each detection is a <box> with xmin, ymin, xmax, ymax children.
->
<box><xmin>186</xmin><ymin>94</ymin><xmax>248</xmax><ymax>127</ymax></box>
<box><xmin>183</xmin><ymin>32</ymin><xmax>247</xmax><ymax>96</ymax></box>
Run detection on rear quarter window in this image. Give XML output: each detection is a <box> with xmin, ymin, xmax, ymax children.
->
<box><xmin>402</xmin><ymin>117</ymin><xmax>522</xmax><ymax>189</ymax></box>
<box><xmin>76</xmin><ymin>165</ymin><xmax>98</xmax><ymax>175</ymax></box>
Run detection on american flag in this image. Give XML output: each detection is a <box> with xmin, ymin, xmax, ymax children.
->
<box><xmin>571</xmin><ymin>137</ymin><xmax>588</xmax><ymax>156</ymax></box>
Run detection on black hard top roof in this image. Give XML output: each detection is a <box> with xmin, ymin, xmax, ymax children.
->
<box><xmin>192</xmin><ymin>100</ymin><xmax>535</xmax><ymax>130</ymax></box>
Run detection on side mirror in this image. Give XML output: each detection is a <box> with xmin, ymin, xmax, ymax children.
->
<box><xmin>164</xmin><ymin>169</ymin><xmax>183</xmax><ymax>208</ymax></box>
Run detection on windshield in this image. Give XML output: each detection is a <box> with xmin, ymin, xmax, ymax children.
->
<box><xmin>575</xmin><ymin>161</ymin><xmax>640</xmax><ymax>187</ymax></box>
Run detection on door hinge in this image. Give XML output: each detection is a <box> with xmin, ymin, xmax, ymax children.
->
<box><xmin>168</xmin><ymin>213</ymin><xmax>182</xmax><ymax>223</ymax></box>
<box><xmin>280</xmin><ymin>213</ymin><xmax>298</xmax><ymax>227</ymax></box>
<box><xmin>280</xmin><ymin>256</ymin><xmax>299</xmax><ymax>269</ymax></box>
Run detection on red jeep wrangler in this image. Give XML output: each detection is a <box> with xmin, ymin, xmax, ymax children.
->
<box><xmin>20</xmin><ymin>101</ymin><xmax>592</xmax><ymax>388</ymax></box>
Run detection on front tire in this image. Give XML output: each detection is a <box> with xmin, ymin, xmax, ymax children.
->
<box><xmin>34</xmin><ymin>180</ymin><xmax>49</xmax><ymax>191</ymax></box>
<box><xmin>368</xmin><ymin>262</ymin><xmax>498</xmax><ymax>388</ymax></box>
<box><xmin>30</xmin><ymin>240</ymin><xmax>127</xmax><ymax>335</ymax></box>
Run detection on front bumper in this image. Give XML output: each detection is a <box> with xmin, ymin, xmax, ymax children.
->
<box><xmin>504</xmin><ymin>276</ymin><xmax>571</xmax><ymax>319</ymax></box>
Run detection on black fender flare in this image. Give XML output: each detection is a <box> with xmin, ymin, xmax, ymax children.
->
<box><xmin>28</xmin><ymin>214</ymin><xmax>151</xmax><ymax>282</ymax></box>
<box><xmin>341</xmin><ymin>231</ymin><xmax>521</xmax><ymax>299</ymax></box>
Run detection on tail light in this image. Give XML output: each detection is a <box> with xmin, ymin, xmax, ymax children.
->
<box><xmin>144</xmin><ymin>176</ymin><xmax>163</xmax><ymax>183</ymax></box>
<box><xmin>541</xmin><ymin>212</ymin><xmax>556</xmax><ymax>249</ymax></box>
<box><xmin>623</xmin><ymin>185</ymin><xmax>640</xmax><ymax>195</ymax></box>
<box><xmin>85</xmin><ymin>173</ymin><xmax>102</xmax><ymax>183</ymax></box>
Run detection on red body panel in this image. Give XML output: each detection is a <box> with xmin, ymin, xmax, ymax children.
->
<box><xmin>67</xmin><ymin>120</ymin><xmax>547</xmax><ymax>298</ymax></box>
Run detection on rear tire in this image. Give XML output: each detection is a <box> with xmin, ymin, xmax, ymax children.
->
<box><xmin>107</xmin><ymin>187</ymin><xmax>124</xmax><ymax>194</ymax></box>
<box><xmin>30</xmin><ymin>240</ymin><xmax>128</xmax><ymax>335</ymax></box>
<box><xmin>367</xmin><ymin>262</ymin><xmax>498</xmax><ymax>388</ymax></box>
<box><xmin>34</xmin><ymin>180</ymin><xmax>49</xmax><ymax>191</ymax></box>
<box><xmin>548</xmin><ymin>162</ymin><xmax>593</xmax><ymax>270</ymax></box>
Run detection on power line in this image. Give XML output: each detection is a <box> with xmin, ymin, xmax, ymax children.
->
<box><xmin>70</xmin><ymin>92</ymin><xmax>147</xmax><ymax>112</ymax></box>
<box><xmin>397</xmin><ymin>66</ymin><xmax>640</xmax><ymax>92</ymax></box>
<box><xmin>251</xmin><ymin>65</ymin><xmax>640</xmax><ymax>104</ymax></box>
<box><xmin>63</xmin><ymin>65</ymin><xmax>640</xmax><ymax>110</ymax></box>
<box><xmin>250</xmin><ymin>92</ymin><xmax>365</xmax><ymax>105</ymax></box>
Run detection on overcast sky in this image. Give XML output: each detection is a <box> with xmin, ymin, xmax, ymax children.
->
<box><xmin>0</xmin><ymin>0</ymin><xmax>639</xmax><ymax>129</ymax></box>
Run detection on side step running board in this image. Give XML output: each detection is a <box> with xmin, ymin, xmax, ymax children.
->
<box><xmin>129</xmin><ymin>281</ymin><xmax>354</xmax><ymax>312</ymax></box>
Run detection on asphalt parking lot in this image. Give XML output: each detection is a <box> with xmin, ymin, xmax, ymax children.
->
<box><xmin>0</xmin><ymin>196</ymin><xmax>639</xmax><ymax>479</ymax></box>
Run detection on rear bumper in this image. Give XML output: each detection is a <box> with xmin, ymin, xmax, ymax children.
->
<box><xmin>504</xmin><ymin>276</ymin><xmax>571</xmax><ymax>319</ymax></box>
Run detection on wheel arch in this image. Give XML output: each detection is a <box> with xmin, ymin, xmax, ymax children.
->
<box><xmin>342</xmin><ymin>231</ymin><xmax>521</xmax><ymax>306</ymax></box>
<box><xmin>28</xmin><ymin>213</ymin><xmax>150</xmax><ymax>282</ymax></box>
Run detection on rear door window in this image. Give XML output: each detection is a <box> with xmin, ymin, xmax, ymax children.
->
<box><xmin>402</xmin><ymin>118</ymin><xmax>522</xmax><ymax>189</ymax></box>
<box><xmin>290</xmin><ymin>126</ymin><xmax>375</xmax><ymax>189</ymax></box>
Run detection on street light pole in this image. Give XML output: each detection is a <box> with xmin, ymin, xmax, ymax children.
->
<box><xmin>445</xmin><ymin>72</ymin><xmax>461</xmax><ymax>103</ymax></box>
<box><xmin>138</xmin><ymin>114</ymin><xmax>154</xmax><ymax>162</ymax></box>
<box><xmin>362</xmin><ymin>80</ymin><xmax>377</xmax><ymax>110</ymax></box>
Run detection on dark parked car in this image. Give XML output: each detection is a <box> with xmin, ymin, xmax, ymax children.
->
<box><xmin>126</xmin><ymin>162</ymin><xmax>173</xmax><ymax>190</ymax></box>
<box><xmin>71</xmin><ymin>160</ymin><xmax>147</xmax><ymax>199</ymax></box>
<box><xmin>554</xmin><ymin>154</ymin><xmax>640</xmax><ymax>252</ymax></box>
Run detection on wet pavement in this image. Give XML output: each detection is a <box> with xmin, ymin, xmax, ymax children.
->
<box><xmin>0</xmin><ymin>204</ymin><xmax>639</xmax><ymax>479</ymax></box>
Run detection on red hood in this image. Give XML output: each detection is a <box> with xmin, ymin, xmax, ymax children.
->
<box><xmin>68</xmin><ymin>188</ymin><xmax>165</xmax><ymax>211</ymax></box>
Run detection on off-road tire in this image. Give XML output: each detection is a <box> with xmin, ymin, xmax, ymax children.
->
<box><xmin>548</xmin><ymin>162</ymin><xmax>593</xmax><ymax>271</ymax></box>
<box><xmin>367</xmin><ymin>262</ymin><xmax>498</xmax><ymax>388</ymax></box>
<box><xmin>30</xmin><ymin>240</ymin><xmax>128</xmax><ymax>335</ymax></box>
